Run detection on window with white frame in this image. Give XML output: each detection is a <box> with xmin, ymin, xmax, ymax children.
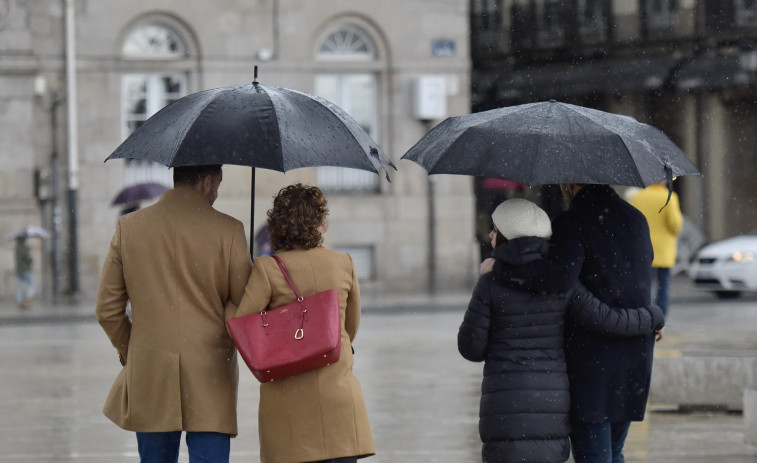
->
<box><xmin>121</xmin><ymin>23</ymin><xmax>189</xmax><ymax>186</ymax></box>
<box><xmin>315</xmin><ymin>24</ymin><xmax>380</xmax><ymax>193</ymax></box>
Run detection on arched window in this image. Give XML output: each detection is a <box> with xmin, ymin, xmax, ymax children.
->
<box><xmin>315</xmin><ymin>24</ymin><xmax>380</xmax><ymax>193</ymax></box>
<box><xmin>120</xmin><ymin>22</ymin><xmax>189</xmax><ymax>187</ymax></box>
<box><xmin>317</xmin><ymin>24</ymin><xmax>376</xmax><ymax>60</ymax></box>
<box><xmin>122</xmin><ymin>23</ymin><xmax>187</xmax><ymax>58</ymax></box>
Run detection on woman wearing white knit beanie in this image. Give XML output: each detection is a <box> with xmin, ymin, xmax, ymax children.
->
<box><xmin>458</xmin><ymin>198</ymin><xmax>664</xmax><ymax>463</ymax></box>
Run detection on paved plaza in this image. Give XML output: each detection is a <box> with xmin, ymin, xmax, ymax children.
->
<box><xmin>1</xmin><ymin>275</ymin><xmax>756</xmax><ymax>462</ymax></box>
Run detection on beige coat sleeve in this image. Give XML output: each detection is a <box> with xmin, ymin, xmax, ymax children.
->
<box><xmin>235</xmin><ymin>257</ymin><xmax>273</xmax><ymax>318</ymax></box>
<box><xmin>95</xmin><ymin>222</ymin><xmax>131</xmax><ymax>365</ymax></box>
<box><xmin>345</xmin><ymin>254</ymin><xmax>361</xmax><ymax>342</ymax></box>
<box><xmin>224</xmin><ymin>223</ymin><xmax>253</xmax><ymax>321</ymax></box>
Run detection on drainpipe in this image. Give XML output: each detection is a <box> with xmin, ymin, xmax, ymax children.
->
<box><xmin>65</xmin><ymin>0</ymin><xmax>79</xmax><ymax>296</ymax></box>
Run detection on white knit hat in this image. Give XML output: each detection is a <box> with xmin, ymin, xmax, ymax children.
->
<box><xmin>491</xmin><ymin>198</ymin><xmax>552</xmax><ymax>240</ymax></box>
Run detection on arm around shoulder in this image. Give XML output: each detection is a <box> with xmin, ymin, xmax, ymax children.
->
<box><xmin>568</xmin><ymin>283</ymin><xmax>665</xmax><ymax>337</ymax></box>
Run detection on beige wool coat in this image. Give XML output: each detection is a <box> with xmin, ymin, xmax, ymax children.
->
<box><xmin>233</xmin><ymin>247</ymin><xmax>376</xmax><ymax>463</ymax></box>
<box><xmin>95</xmin><ymin>188</ymin><xmax>252</xmax><ymax>434</ymax></box>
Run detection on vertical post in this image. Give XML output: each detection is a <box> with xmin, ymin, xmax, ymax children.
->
<box><xmin>65</xmin><ymin>0</ymin><xmax>79</xmax><ymax>295</ymax></box>
<box><xmin>250</xmin><ymin>167</ymin><xmax>256</xmax><ymax>260</ymax></box>
<box><xmin>423</xmin><ymin>120</ymin><xmax>437</xmax><ymax>294</ymax></box>
<box><xmin>427</xmin><ymin>174</ymin><xmax>437</xmax><ymax>294</ymax></box>
<box><xmin>52</xmin><ymin>129</ymin><xmax>62</xmax><ymax>303</ymax></box>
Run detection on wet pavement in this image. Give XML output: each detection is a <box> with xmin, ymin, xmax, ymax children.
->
<box><xmin>1</xmin><ymin>274</ymin><xmax>756</xmax><ymax>462</ymax></box>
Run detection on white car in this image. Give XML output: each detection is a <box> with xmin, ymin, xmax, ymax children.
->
<box><xmin>687</xmin><ymin>234</ymin><xmax>757</xmax><ymax>298</ymax></box>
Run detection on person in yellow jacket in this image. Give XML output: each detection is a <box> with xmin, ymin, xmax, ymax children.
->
<box><xmin>630</xmin><ymin>181</ymin><xmax>683</xmax><ymax>316</ymax></box>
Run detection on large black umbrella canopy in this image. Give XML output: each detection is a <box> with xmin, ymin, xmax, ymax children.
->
<box><xmin>106</xmin><ymin>75</ymin><xmax>394</xmax><ymax>256</ymax></box>
<box><xmin>107</xmin><ymin>82</ymin><xmax>392</xmax><ymax>174</ymax></box>
<box><xmin>401</xmin><ymin>100</ymin><xmax>700</xmax><ymax>187</ymax></box>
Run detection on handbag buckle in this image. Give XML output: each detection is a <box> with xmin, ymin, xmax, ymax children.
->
<box><xmin>294</xmin><ymin>328</ymin><xmax>304</xmax><ymax>340</ymax></box>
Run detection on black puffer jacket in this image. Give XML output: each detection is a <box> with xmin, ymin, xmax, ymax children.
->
<box><xmin>492</xmin><ymin>185</ymin><xmax>659</xmax><ymax>424</ymax></box>
<box><xmin>459</xmin><ymin>237</ymin><xmax>663</xmax><ymax>463</ymax></box>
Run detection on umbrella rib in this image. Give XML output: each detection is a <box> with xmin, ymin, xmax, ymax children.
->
<box><xmin>171</xmin><ymin>90</ymin><xmax>228</xmax><ymax>167</ymax></box>
<box><xmin>249</xmin><ymin>87</ymin><xmax>285</xmax><ymax>171</ymax></box>
<box><xmin>280</xmin><ymin>89</ymin><xmax>381</xmax><ymax>172</ymax></box>
<box><xmin>559</xmin><ymin>103</ymin><xmax>646</xmax><ymax>186</ymax></box>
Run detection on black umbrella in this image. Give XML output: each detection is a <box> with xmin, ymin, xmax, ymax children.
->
<box><xmin>111</xmin><ymin>182</ymin><xmax>168</xmax><ymax>207</ymax></box>
<box><xmin>402</xmin><ymin>100</ymin><xmax>700</xmax><ymax>189</ymax></box>
<box><xmin>106</xmin><ymin>68</ymin><xmax>394</xmax><ymax>254</ymax></box>
<box><xmin>107</xmin><ymin>74</ymin><xmax>392</xmax><ymax>174</ymax></box>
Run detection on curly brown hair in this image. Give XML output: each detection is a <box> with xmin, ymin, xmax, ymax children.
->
<box><xmin>267</xmin><ymin>184</ymin><xmax>329</xmax><ymax>251</ymax></box>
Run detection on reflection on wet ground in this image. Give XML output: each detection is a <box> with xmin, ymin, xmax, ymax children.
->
<box><xmin>0</xmin><ymin>308</ymin><xmax>755</xmax><ymax>462</ymax></box>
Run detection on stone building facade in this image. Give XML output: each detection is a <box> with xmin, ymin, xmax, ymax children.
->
<box><xmin>0</xmin><ymin>0</ymin><xmax>475</xmax><ymax>300</ymax></box>
<box><xmin>471</xmin><ymin>0</ymin><xmax>757</xmax><ymax>243</ymax></box>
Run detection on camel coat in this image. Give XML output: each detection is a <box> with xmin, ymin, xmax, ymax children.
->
<box><xmin>95</xmin><ymin>188</ymin><xmax>252</xmax><ymax>434</ymax></box>
<box><xmin>233</xmin><ymin>247</ymin><xmax>375</xmax><ymax>463</ymax></box>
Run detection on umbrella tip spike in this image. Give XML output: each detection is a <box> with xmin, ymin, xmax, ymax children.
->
<box><xmin>253</xmin><ymin>65</ymin><xmax>259</xmax><ymax>85</ymax></box>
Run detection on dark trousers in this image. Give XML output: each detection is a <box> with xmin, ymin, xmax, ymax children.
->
<box><xmin>136</xmin><ymin>431</ymin><xmax>230</xmax><ymax>463</ymax></box>
<box><xmin>570</xmin><ymin>421</ymin><xmax>631</xmax><ymax>463</ymax></box>
<box><xmin>652</xmin><ymin>267</ymin><xmax>671</xmax><ymax>316</ymax></box>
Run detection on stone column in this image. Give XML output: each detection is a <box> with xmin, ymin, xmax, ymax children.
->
<box><xmin>698</xmin><ymin>92</ymin><xmax>728</xmax><ymax>241</ymax></box>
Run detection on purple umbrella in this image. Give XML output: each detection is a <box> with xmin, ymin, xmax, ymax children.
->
<box><xmin>111</xmin><ymin>182</ymin><xmax>168</xmax><ymax>207</ymax></box>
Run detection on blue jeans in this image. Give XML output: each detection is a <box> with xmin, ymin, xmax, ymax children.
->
<box><xmin>571</xmin><ymin>421</ymin><xmax>631</xmax><ymax>463</ymax></box>
<box><xmin>652</xmin><ymin>267</ymin><xmax>671</xmax><ymax>317</ymax></box>
<box><xmin>16</xmin><ymin>271</ymin><xmax>35</xmax><ymax>305</ymax></box>
<box><xmin>136</xmin><ymin>431</ymin><xmax>230</xmax><ymax>463</ymax></box>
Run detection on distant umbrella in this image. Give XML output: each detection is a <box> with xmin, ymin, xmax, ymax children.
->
<box><xmin>111</xmin><ymin>182</ymin><xmax>168</xmax><ymax>207</ymax></box>
<box><xmin>7</xmin><ymin>226</ymin><xmax>50</xmax><ymax>241</ymax></box>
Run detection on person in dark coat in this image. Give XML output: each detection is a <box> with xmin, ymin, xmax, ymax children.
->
<box><xmin>461</xmin><ymin>198</ymin><xmax>663</xmax><ymax>463</ymax></box>
<box><xmin>482</xmin><ymin>184</ymin><xmax>662</xmax><ymax>463</ymax></box>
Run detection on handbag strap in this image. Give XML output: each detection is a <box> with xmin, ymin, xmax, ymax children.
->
<box><xmin>272</xmin><ymin>255</ymin><xmax>303</xmax><ymax>301</ymax></box>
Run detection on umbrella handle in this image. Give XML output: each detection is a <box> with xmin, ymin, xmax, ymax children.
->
<box><xmin>659</xmin><ymin>164</ymin><xmax>673</xmax><ymax>213</ymax></box>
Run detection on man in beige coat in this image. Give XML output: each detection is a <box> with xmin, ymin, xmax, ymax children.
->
<box><xmin>96</xmin><ymin>164</ymin><xmax>252</xmax><ymax>462</ymax></box>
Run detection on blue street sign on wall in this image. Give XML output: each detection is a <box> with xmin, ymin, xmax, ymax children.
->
<box><xmin>432</xmin><ymin>39</ymin><xmax>456</xmax><ymax>57</ymax></box>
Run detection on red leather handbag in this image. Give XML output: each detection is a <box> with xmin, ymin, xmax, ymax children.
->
<box><xmin>227</xmin><ymin>255</ymin><xmax>342</xmax><ymax>382</ymax></box>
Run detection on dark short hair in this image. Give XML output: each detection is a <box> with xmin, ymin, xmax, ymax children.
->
<box><xmin>173</xmin><ymin>165</ymin><xmax>222</xmax><ymax>187</ymax></box>
<box><xmin>267</xmin><ymin>184</ymin><xmax>329</xmax><ymax>252</ymax></box>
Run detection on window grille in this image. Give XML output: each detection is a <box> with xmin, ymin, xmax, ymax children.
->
<box><xmin>317</xmin><ymin>24</ymin><xmax>376</xmax><ymax>60</ymax></box>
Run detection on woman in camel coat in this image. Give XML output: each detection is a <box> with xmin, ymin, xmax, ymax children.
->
<box><xmin>232</xmin><ymin>184</ymin><xmax>375</xmax><ymax>463</ymax></box>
